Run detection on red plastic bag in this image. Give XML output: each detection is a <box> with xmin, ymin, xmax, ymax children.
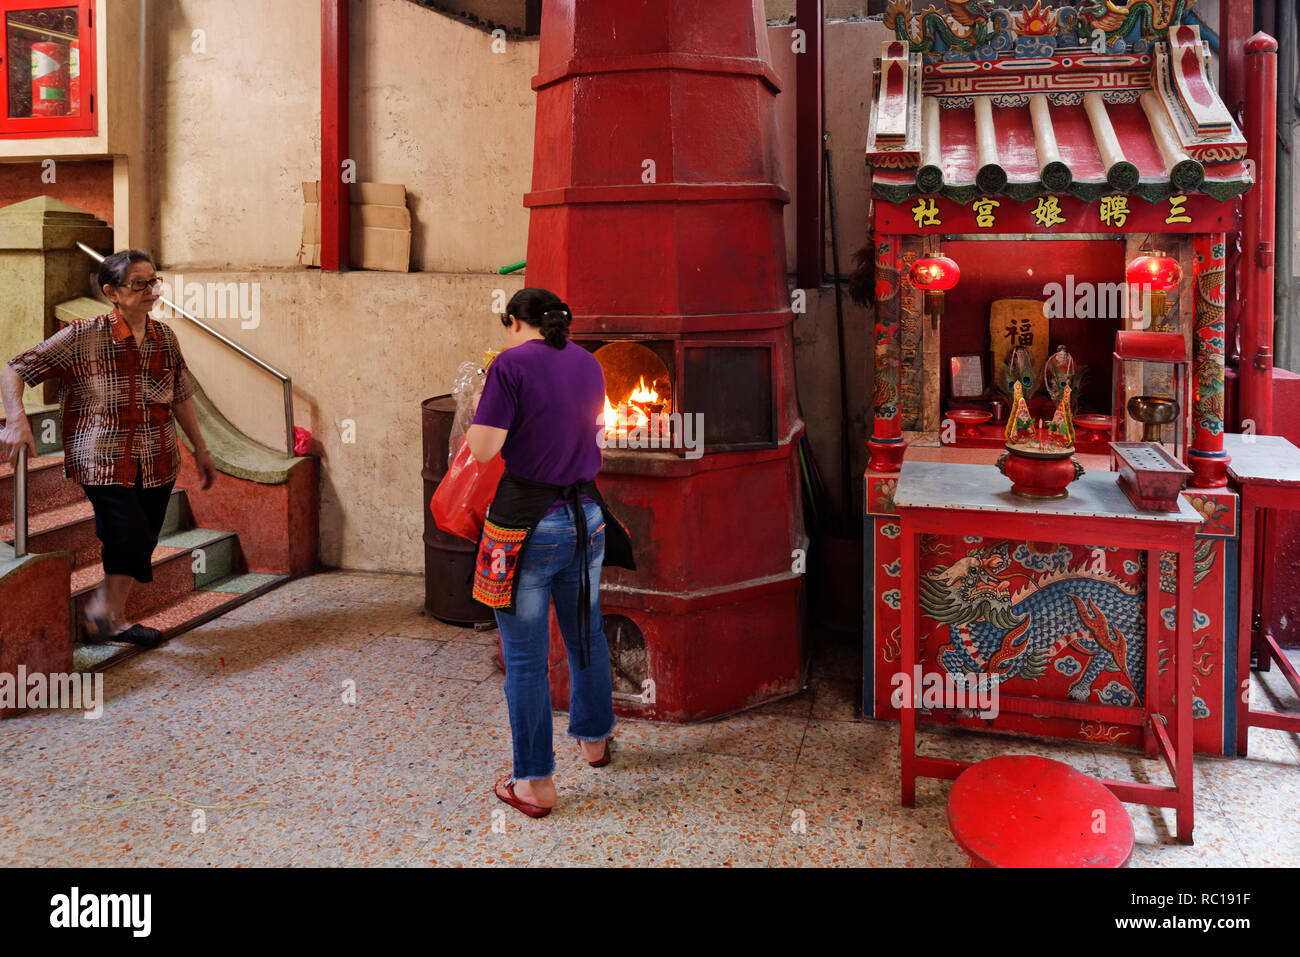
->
<box><xmin>431</xmin><ymin>439</ymin><xmax>504</xmax><ymax>542</ymax></box>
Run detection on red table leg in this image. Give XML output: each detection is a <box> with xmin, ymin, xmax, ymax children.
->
<box><xmin>1258</xmin><ymin>508</ymin><xmax>1279</xmax><ymax>673</ymax></box>
<box><xmin>1175</xmin><ymin>534</ymin><xmax>1195</xmax><ymax>844</ymax></box>
<box><xmin>901</xmin><ymin>523</ymin><xmax>919</xmax><ymax>808</ymax></box>
<box><xmin>1236</xmin><ymin>496</ymin><xmax>1257</xmax><ymax>757</ymax></box>
<box><xmin>1143</xmin><ymin>555</ymin><xmax>1160</xmax><ymax>759</ymax></box>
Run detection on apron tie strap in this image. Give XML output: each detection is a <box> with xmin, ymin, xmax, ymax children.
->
<box><xmin>559</xmin><ymin>483</ymin><xmax>592</xmax><ymax>670</ymax></box>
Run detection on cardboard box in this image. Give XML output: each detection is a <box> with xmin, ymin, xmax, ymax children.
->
<box><xmin>299</xmin><ymin>181</ymin><xmax>321</xmax><ymax>267</ymax></box>
<box><xmin>299</xmin><ymin>181</ymin><xmax>411</xmax><ymax>272</ymax></box>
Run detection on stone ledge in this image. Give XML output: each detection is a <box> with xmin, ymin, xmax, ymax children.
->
<box><xmin>179</xmin><ymin>381</ymin><xmax>308</xmax><ymax>485</ymax></box>
<box><xmin>54</xmin><ymin>296</ymin><xmax>110</xmax><ymax>324</ymax></box>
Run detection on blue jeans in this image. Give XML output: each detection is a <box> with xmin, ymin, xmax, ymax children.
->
<box><xmin>495</xmin><ymin>501</ymin><xmax>615</xmax><ymax>780</ymax></box>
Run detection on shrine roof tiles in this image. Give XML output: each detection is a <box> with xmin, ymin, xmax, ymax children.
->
<box><xmin>866</xmin><ymin>23</ymin><xmax>1252</xmax><ymax>206</ymax></box>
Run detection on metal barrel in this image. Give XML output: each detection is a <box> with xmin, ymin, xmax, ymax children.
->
<box><xmin>422</xmin><ymin>395</ymin><xmax>493</xmax><ymax>625</ymax></box>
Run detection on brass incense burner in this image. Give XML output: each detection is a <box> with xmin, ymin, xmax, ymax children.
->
<box><xmin>1127</xmin><ymin>395</ymin><xmax>1178</xmax><ymax>443</ymax></box>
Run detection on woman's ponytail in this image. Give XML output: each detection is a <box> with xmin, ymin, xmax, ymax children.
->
<box><xmin>539</xmin><ymin>302</ymin><xmax>572</xmax><ymax>348</ymax></box>
<box><xmin>503</xmin><ymin>288</ymin><xmax>573</xmax><ymax>348</ymax></box>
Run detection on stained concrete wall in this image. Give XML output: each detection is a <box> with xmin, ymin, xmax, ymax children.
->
<box><xmin>146</xmin><ymin>3</ymin><xmax>880</xmax><ymax>570</ymax></box>
<box><xmin>150</xmin><ymin>0</ymin><xmax>535</xmax><ymax>274</ymax></box>
<box><xmin>149</xmin><ymin>0</ymin><xmax>321</xmax><ymax>269</ymax></box>
<box><xmin>348</xmin><ymin>0</ymin><xmax>537</xmax><ymax>273</ymax></box>
<box><xmin>159</xmin><ymin>269</ymin><xmax>521</xmax><ymax>572</ymax></box>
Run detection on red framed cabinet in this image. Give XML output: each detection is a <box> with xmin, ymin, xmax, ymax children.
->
<box><xmin>1</xmin><ymin>0</ymin><xmax>96</xmax><ymax>138</ymax></box>
<box><xmin>0</xmin><ymin>0</ymin><xmax>148</xmax><ymax>246</ymax></box>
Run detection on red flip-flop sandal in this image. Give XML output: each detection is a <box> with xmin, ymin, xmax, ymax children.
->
<box><xmin>494</xmin><ymin>777</ymin><xmax>552</xmax><ymax>818</ymax></box>
<box><xmin>586</xmin><ymin>738</ymin><xmax>612</xmax><ymax>768</ymax></box>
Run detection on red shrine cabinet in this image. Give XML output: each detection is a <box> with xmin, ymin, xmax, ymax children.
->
<box><xmin>862</xmin><ymin>5</ymin><xmax>1255</xmax><ymax>756</ymax></box>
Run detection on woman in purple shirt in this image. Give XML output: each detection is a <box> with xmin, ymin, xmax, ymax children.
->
<box><xmin>467</xmin><ymin>287</ymin><xmax>634</xmax><ymax>818</ymax></box>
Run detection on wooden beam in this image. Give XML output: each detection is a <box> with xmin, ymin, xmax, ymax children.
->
<box><xmin>1030</xmin><ymin>93</ymin><xmax>1071</xmax><ymax>191</ymax></box>
<box><xmin>321</xmin><ymin>0</ymin><xmax>350</xmax><ymax>271</ymax></box>
<box><xmin>917</xmin><ymin>96</ymin><xmax>943</xmax><ymax>193</ymax></box>
<box><xmin>973</xmin><ymin>95</ymin><xmax>1005</xmax><ymax>193</ymax></box>
<box><xmin>796</xmin><ymin>0</ymin><xmax>824</xmax><ymax>289</ymax></box>
<box><xmin>1084</xmin><ymin>92</ymin><xmax>1138</xmax><ymax>191</ymax></box>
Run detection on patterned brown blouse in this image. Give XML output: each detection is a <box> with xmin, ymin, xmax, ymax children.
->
<box><xmin>7</xmin><ymin>311</ymin><xmax>198</xmax><ymax>487</ymax></box>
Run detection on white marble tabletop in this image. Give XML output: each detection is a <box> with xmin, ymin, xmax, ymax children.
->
<box><xmin>894</xmin><ymin>460</ymin><xmax>1202</xmax><ymax>524</ymax></box>
<box><xmin>1223</xmin><ymin>433</ymin><xmax>1300</xmax><ymax>486</ymax></box>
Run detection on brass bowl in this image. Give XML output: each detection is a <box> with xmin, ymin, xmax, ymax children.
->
<box><xmin>1127</xmin><ymin>395</ymin><xmax>1178</xmax><ymax>442</ymax></box>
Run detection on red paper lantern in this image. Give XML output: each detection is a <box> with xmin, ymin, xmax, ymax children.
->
<box><xmin>909</xmin><ymin>256</ymin><xmax>961</xmax><ymax>290</ymax></box>
<box><xmin>1126</xmin><ymin>255</ymin><xmax>1181</xmax><ymax>291</ymax></box>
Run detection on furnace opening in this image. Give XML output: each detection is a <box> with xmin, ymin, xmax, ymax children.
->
<box><xmin>594</xmin><ymin>341</ymin><xmax>673</xmax><ymax>444</ymax></box>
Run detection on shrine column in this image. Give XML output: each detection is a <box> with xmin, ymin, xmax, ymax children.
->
<box><xmin>1187</xmin><ymin>232</ymin><xmax>1230</xmax><ymax>487</ymax></box>
<box><xmin>868</xmin><ymin>234</ymin><xmax>907</xmax><ymax>471</ymax></box>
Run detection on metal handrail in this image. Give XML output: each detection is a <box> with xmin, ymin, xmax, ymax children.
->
<box><xmin>13</xmin><ymin>446</ymin><xmax>28</xmax><ymax>558</ymax></box>
<box><xmin>76</xmin><ymin>243</ymin><xmax>296</xmax><ymax>456</ymax></box>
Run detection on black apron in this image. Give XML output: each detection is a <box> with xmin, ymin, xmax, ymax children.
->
<box><xmin>472</xmin><ymin>471</ymin><xmax>635</xmax><ymax>669</ymax></box>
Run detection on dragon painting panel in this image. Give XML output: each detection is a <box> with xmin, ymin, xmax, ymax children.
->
<box><xmin>868</xmin><ymin>515</ymin><xmax>1233</xmax><ymax>754</ymax></box>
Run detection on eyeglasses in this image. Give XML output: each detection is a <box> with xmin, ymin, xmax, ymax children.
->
<box><xmin>122</xmin><ymin>277</ymin><xmax>162</xmax><ymax>292</ymax></box>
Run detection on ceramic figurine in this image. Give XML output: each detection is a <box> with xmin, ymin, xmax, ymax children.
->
<box><xmin>1046</xmin><ymin>384</ymin><xmax>1075</xmax><ymax>449</ymax></box>
<box><xmin>1005</xmin><ymin>380</ymin><xmax>1036</xmax><ymax>446</ymax></box>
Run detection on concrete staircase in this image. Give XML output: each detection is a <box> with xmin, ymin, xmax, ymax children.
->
<box><xmin>0</xmin><ymin>404</ymin><xmax>288</xmax><ymax>671</ymax></box>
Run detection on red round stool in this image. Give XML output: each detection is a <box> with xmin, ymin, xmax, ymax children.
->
<box><xmin>947</xmin><ymin>755</ymin><xmax>1135</xmax><ymax>868</ymax></box>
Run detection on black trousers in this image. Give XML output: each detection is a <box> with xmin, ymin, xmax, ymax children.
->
<box><xmin>81</xmin><ymin>471</ymin><xmax>175</xmax><ymax>583</ymax></box>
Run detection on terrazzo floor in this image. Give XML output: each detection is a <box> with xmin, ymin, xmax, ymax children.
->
<box><xmin>3</xmin><ymin>571</ymin><xmax>1299</xmax><ymax>867</ymax></box>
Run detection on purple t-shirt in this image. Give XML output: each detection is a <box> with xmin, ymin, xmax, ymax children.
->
<box><xmin>472</xmin><ymin>339</ymin><xmax>604</xmax><ymax>510</ymax></box>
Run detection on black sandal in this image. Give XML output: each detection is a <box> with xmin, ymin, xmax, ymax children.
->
<box><xmin>110</xmin><ymin>625</ymin><xmax>164</xmax><ymax>647</ymax></box>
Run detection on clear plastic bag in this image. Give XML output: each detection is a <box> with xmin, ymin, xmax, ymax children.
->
<box><xmin>448</xmin><ymin>359</ymin><xmax>487</xmax><ymax>465</ymax></box>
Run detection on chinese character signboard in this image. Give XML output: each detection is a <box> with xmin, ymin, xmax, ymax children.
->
<box><xmin>877</xmin><ymin>193</ymin><xmax>1232</xmax><ymax>235</ymax></box>
<box><xmin>989</xmin><ymin>299</ymin><xmax>1049</xmax><ymax>399</ymax></box>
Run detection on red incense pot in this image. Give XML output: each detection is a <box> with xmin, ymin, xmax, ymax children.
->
<box><xmin>996</xmin><ymin>444</ymin><xmax>1085</xmax><ymax>499</ymax></box>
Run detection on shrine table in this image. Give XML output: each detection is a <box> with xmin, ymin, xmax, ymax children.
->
<box><xmin>1225</xmin><ymin>433</ymin><xmax>1300</xmax><ymax>755</ymax></box>
<box><xmin>895</xmin><ymin>461</ymin><xmax>1202</xmax><ymax>844</ymax></box>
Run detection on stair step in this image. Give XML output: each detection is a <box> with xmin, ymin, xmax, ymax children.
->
<box><xmin>73</xmin><ymin>572</ymin><xmax>289</xmax><ymax>672</ymax></box>
<box><xmin>2</xmin><ymin>489</ymin><xmax>190</xmax><ymax>568</ymax></box>
<box><xmin>5</xmin><ymin>494</ymin><xmax>90</xmax><ymax>530</ymax></box>
<box><xmin>70</xmin><ymin>528</ymin><xmax>238</xmax><ymax>622</ymax></box>
<box><xmin>0</xmin><ymin>453</ymin><xmax>82</xmax><ymax>524</ymax></box>
<box><xmin>0</xmin><ymin>452</ymin><xmax>63</xmax><ymax>477</ymax></box>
